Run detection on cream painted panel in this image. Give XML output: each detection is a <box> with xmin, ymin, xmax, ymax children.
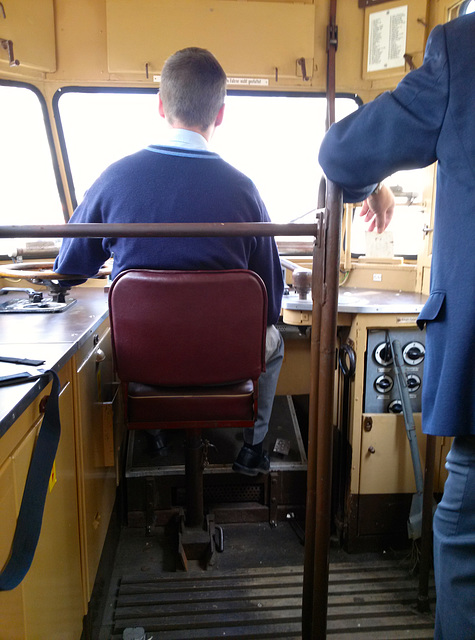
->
<box><xmin>0</xmin><ymin>457</ymin><xmax>26</xmax><ymax>640</ymax></box>
<box><xmin>106</xmin><ymin>0</ymin><xmax>315</xmax><ymax>79</ymax></box>
<box><xmin>359</xmin><ymin>412</ymin><xmax>432</xmax><ymax>495</ymax></box>
<box><xmin>0</xmin><ymin>0</ymin><xmax>56</xmax><ymax>72</ymax></box>
<box><xmin>13</xmin><ymin>379</ymin><xmax>83</xmax><ymax>639</ymax></box>
<box><xmin>73</xmin><ymin>324</ymin><xmax>117</xmax><ymax>601</ymax></box>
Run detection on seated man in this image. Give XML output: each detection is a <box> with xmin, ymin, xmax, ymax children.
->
<box><xmin>54</xmin><ymin>47</ymin><xmax>284</xmax><ymax>476</ymax></box>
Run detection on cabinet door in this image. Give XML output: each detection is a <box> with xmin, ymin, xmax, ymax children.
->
<box><xmin>12</xmin><ymin>378</ymin><xmax>83</xmax><ymax>640</ymax></box>
<box><xmin>106</xmin><ymin>0</ymin><xmax>314</xmax><ymax>79</ymax></box>
<box><xmin>359</xmin><ymin>412</ymin><xmax>425</xmax><ymax>495</ymax></box>
<box><xmin>0</xmin><ymin>457</ymin><xmax>26</xmax><ymax>640</ymax></box>
<box><xmin>74</xmin><ymin>323</ymin><xmax>117</xmax><ymax>601</ymax></box>
<box><xmin>0</xmin><ymin>0</ymin><xmax>56</xmax><ymax>72</ymax></box>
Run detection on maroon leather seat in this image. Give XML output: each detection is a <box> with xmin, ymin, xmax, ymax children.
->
<box><xmin>108</xmin><ymin>269</ymin><xmax>268</xmax><ymax>567</ymax></box>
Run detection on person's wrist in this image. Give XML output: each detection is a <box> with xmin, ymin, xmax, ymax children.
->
<box><xmin>370</xmin><ymin>182</ymin><xmax>383</xmax><ymax>196</ymax></box>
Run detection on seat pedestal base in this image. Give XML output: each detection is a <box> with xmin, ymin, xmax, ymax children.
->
<box><xmin>177</xmin><ymin>510</ymin><xmax>222</xmax><ymax>571</ymax></box>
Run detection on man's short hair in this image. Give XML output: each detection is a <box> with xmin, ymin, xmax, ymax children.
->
<box><xmin>160</xmin><ymin>47</ymin><xmax>227</xmax><ymax>131</ymax></box>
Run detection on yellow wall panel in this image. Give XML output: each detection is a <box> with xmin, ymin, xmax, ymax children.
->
<box><xmin>106</xmin><ymin>0</ymin><xmax>315</xmax><ymax>80</ymax></box>
<box><xmin>0</xmin><ymin>0</ymin><xmax>56</xmax><ymax>72</ymax></box>
<box><xmin>0</xmin><ymin>458</ymin><xmax>26</xmax><ymax>640</ymax></box>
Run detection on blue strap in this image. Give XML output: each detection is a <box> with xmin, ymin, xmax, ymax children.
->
<box><xmin>0</xmin><ymin>370</ymin><xmax>61</xmax><ymax>591</ymax></box>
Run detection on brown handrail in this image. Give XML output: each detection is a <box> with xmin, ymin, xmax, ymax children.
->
<box><xmin>0</xmin><ymin>222</ymin><xmax>318</xmax><ymax>239</ymax></box>
<box><xmin>303</xmin><ymin>181</ymin><xmax>342</xmax><ymax>639</ymax></box>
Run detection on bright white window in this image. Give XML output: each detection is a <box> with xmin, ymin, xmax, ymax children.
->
<box><xmin>461</xmin><ymin>0</ymin><xmax>475</xmax><ymax>14</ymax></box>
<box><xmin>0</xmin><ymin>84</ymin><xmax>64</xmax><ymax>256</ymax></box>
<box><xmin>350</xmin><ymin>168</ymin><xmax>431</xmax><ymax>258</ymax></box>
<box><xmin>57</xmin><ymin>90</ymin><xmax>357</xmax><ymax>224</ymax></box>
<box><xmin>57</xmin><ymin>89</ymin><xmax>429</xmax><ymax>257</ymax></box>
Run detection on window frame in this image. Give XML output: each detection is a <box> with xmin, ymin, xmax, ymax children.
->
<box><xmin>53</xmin><ymin>86</ymin><xmax>361</xmax><ymax>217</ymax></box>
<box><xmin>0</xmin><ymin>79</ymin><xmax>68</xmax><ymax>223</ymax></box>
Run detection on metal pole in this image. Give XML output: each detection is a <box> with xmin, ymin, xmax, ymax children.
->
<box><xmin>0</xmin><ymin>222</ymin><xmax>318</xmax><ymax>239</ymax></box>
<box><xmin>312</xmin><ymin>180</ymin><xmax>343</xmax><ymax>638</ymax></box>
<box><xmin>418</xmin><ymin>434</ymin><xmax>436</xmax><ymax>612</ymax></box>
<box><xmin>302</xmin><ymin>211</ymin><xmax>325</xmax><ymax>639</ymax></box>
<box><xmin>303</xmin><ymin>0</ymin><xmax>339</xmax><ymax>634</ymax></box>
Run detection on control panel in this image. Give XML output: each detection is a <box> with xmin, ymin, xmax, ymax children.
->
<box><xmin>364</xmin><ymin>328</ymin><xmax>426</xmax><ymax>413</ymax></box>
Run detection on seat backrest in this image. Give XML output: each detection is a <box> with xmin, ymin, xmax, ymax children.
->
<box><xmin>109</xmin><ymin>269</ymin><xmax>268</xmax><ymax>387</ymax></box>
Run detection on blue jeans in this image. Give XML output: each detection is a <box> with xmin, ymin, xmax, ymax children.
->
<box><xmin>243</xmin><ymin>325</ymin><xmax>284</xmax><ymax>446</ymax></box>
<box><xmin>433</xmin><ymin>435</ymin><xmax>475</xmax><ymax>640</ymax></box>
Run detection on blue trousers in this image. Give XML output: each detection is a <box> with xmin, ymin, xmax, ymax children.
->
<box><xmin>433</xmin><ymin>435</ymin><xmax>475</xmax><ymax>640</ymax></box>
<box><xmin>243</xmin><ymin>325</ymin><xmax>284</xmax><ymax>446</ymax></box>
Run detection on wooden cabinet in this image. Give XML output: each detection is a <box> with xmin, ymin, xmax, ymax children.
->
<box><xmin>105</xmin><ymin>0</ymin><xmax>315</xmax><ymax>81</ymax></box>
<box><xmin>0</xmin><ymin>363</ymin><xmax>83</xmax><ymax>640</ymax></box>
<box><xmin>0</xmin><ymin>0</ymin><xmax>56</xmax><ymax>72</ymax></box>
<box><xmin>72</xmin><ymin>319</ymin><xmax>122</xmax><ymax>604</ymax></box>
<box><xmin>0</xmin><ymin>457</ymin><xmax>26</xmax><ymax>640</ymax></box>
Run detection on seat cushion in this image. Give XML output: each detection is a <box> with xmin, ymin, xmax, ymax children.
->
<box><xmin>127</xmin><ymin>379</ymin><xmax>255</xmax><ymax>427</ymax></box>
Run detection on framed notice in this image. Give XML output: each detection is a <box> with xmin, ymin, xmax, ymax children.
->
<box><xmin>367</xmin><ymin>5</ymin><xmax>407</xmax><ymax>73</ymax></box>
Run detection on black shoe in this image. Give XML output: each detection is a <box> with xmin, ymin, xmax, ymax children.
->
<box><xmin>232</xmin><ymin>445</ymin><xmax>270</xmax><ymax>476</ymax></box>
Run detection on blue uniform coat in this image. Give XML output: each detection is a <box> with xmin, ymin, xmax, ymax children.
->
<box><xmin>319</xmin><ymin>14</ymin><xmax>475</xmax><ymax>437</ymax></box>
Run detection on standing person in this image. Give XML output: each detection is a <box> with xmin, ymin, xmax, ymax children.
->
<box><xmin>318</xmin><ymin>13</ymin><xmax>475</xmax><ymax>640</ymax></box>
<box><xmin>54</xmin><ymin>47</ymin><xmax>284</xmax><ymax>477</ymax></box>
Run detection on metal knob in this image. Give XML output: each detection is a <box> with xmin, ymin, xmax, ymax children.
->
<box><xmin>292</xmin><ymin>268</ymin><xmax>312</xmax><ymax>300</ymax></box>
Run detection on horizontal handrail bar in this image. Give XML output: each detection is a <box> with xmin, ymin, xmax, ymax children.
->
<box><xmin>0</xmin><ymin>222</ymin><xmax>319</xmax><ymax>239</ymax></box>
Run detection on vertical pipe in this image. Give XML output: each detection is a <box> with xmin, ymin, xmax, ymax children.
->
<box><xmin>302</xmin><ymin>215</ymin><xmax>325</xmax><ymax>639</ymax></box>
<box><xmin>418</xmin><ymin>434</ymin><xmax>436</xmax><ymax>612</ymax></box>
<box><xmin>302</xmin><ymin>0</ymin><xmax>339</xmax><ymax>634</ymax></box>
<box><xmin>185</xmin><ymin>429</ymin><xmax>204</xmax><ymax>528</ymax></box>
<box><xmin>302</xmin><ymin>182</ymin><xmax>342</xmax><ymax>639</ymax></box>
<box><xmin>313</xmin><ymin>181</ymin><xmax>343</xmax><ymax>638</ymax></box>
<box><xmin>326</xmin><ymin>0</ymin><xmax>338</xmax><ymax>130</ymax></box>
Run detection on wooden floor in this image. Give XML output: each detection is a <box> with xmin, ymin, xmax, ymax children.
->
<box><xmin>95</xmin><ymin>524</ymin><xmax>435</xmax><ymax>640</ymax></box>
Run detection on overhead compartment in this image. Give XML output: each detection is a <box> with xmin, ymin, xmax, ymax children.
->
<box><xmin>0</xmin><ymin>0</ymin><xmax>56</xmax><ymax>73</ymax></box>
<box><xmin>106</xmin><ymin>0</ymin><xmax>315</xmax><ymax>82</ymax></box>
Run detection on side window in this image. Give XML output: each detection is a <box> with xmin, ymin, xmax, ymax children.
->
<box><xmin>349</xmin><ymin>167</ymin><xmax>432</xmax><ymax>259</ymax></box>
<box><xmin>460</xmin><ymin>0</ymin><xmax>475</xmax><ymax>14</ymax></box>
<box><xmin>0</xmin><ymin>83</ymin><xmax>64</xmax><ymax>257</ymax></box>
<box><xmin>212</xmin><ymin>94</ymin><xmax>358</xmax><ymax>224</ymax></box>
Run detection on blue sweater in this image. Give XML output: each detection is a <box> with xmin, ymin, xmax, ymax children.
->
<box><xmin>54</xmin><ymin>145</ymin><xmax>284</xmax><ymax>325</ymax></box>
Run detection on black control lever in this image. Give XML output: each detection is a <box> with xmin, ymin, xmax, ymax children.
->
<box><xmin>1</xmin><ymin>287</ymin><xmax>43</xmax><ymax>303</ymax></box>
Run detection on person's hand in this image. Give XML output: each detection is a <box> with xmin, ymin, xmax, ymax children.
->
<box><xmin>360</xmin><ymin>184</ymin><xmax>395</xmax><ymax>233</ymax></box>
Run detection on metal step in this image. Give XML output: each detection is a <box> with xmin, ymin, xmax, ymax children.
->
<box><xmin>107</xmin><ymin>562</ymin><xmax>435</xmax><ymax>639</ymax></box>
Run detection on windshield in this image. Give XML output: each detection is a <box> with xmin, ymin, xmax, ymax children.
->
<box><xmin>56</xmin><ymin>89</ymin><xmax>357</xmax><ymax>223</ymax></box>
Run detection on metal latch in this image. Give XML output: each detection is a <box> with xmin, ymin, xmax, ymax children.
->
<box><xmin>1</xmin><ymin>38</ymin><xmax>20</xmax><ymax>66</ymax></box>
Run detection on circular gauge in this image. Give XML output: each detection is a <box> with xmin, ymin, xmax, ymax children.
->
<box><xmin>388</xmin><ymin>400</ymin><xmax>403</xmax><ymax>414</ymax></box>
<box><xmin>403</xmin><ymin>341</ymin><xmax>425</xmax><ymax>366</ymax></box>
<box><xmin>374</xmin><ymin>342</ymin><xmax>393</xmax><ymax>366</ymax></box>
<box><xmin>374</xmin><ymin>374</ymin><xmax>394</xmax><ymax>394</ymax></box>
<box><xmin>407</xmin><ymin>374</ymin><xmax>421</xmax><ymax>392</ymax></box>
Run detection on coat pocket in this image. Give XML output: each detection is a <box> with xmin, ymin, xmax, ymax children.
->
<box><xmin>417</xmin><ymin>290</ymin><xmax>446</xmax><ymax>329</ymax></box>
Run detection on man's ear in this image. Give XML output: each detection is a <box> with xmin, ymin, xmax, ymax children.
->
<box><xmin>158</xmin><ymin>94</ymin><xmax>166</xmax><ymax>119</ymax></box>
<box><xmin>215</xmin><ymin>103</ymin><xmax>225</xmax><ymax>127</ymax></box>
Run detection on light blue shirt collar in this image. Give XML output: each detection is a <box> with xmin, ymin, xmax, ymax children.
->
<box><xmin>162</xmin><ymin>128</ymin><xmax>209</xmax><ymax>151</ymax></box>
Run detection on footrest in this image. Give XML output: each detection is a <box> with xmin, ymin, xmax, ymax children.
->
<box><xmin>177</xmin><ymin>512</ymin><xmax>219</xmax><ymax>570</ymax></box>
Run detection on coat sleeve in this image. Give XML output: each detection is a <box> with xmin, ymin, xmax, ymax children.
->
<box><xmin>53</xmin><ymin>181</ymin><xmax>112</xmax><ymax>284</ymax></box>
<box><xmin>318</xmin><ymin>24</ymin><xmax>450</xmax><ymax>203</ymax></box>
<box><xmin>247</xmin><ymin>191</ymin><xmax>284</xmax><ymax>326</ymax></box>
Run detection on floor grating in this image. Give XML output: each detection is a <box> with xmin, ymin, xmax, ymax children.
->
<box><xmin>107</xmin><ymin>562</ymin><xmax>435</xmax><ymax>639</ymax></box>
